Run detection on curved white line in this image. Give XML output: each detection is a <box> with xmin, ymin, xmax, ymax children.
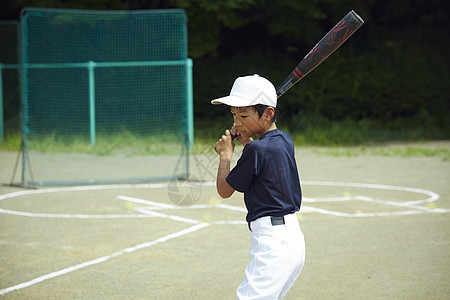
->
<box><xmin>0</xmin><ymin>208</ymin><xmax>161</xmax><ymax>219</ymax></box>
<box><xmin>0</xmin><ymin>182</ymin><xmax>217</xmax><ymax>219</ymax></box>
<box><xmin>302</xmin><ymin>181</ymin><xmax>440</xmax><ymax>204</ymax></box>
<box><xmin>0</xmin><ymin>181</ymin><xmax>445</xmax><ymax>219</ymax></box>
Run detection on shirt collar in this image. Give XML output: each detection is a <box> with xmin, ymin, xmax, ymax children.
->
<box><xmin>259</xmin><ymin>128</ymin><xmax>279</xmax><ymax>140</ymax></box>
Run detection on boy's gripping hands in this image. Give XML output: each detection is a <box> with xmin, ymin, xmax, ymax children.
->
<box><xmin>215</xmin><ymin>129</ymin><xmax>235</xmax><ymax>160</ymax></box>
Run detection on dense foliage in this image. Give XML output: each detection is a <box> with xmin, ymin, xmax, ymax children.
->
<box><xmin>1</xmin><ymin>0</ymin><xmax>449</xmax><ymax>142</ymax></box>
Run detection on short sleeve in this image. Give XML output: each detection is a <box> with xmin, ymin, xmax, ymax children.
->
<box><xmin>226</xmin><ymin>143</ymin><xmax>260</xmax><ymax>193</ymax></box>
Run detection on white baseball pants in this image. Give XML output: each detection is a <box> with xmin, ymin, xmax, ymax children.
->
<box><xmin>236</xmin><ymin>213</ymin><xmax>305</xmax><ymax>300</ymax></box>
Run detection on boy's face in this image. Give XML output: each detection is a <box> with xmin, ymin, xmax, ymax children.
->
<box><xmin>230</xmin><ymin>106</ymin><xmax>265</xmax><ymax>139</ymax></box>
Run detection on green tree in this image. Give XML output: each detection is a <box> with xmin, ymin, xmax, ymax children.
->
<box><xmin>2</xmin><ymin>0</ymin><xmax>449</xmax><ymax>140</ymax></box>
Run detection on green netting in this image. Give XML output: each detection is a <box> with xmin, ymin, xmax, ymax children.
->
<box><xmin>20</xmin><ymin>8</ymin><xmax>193</xmax><ymax>186</ymax></box>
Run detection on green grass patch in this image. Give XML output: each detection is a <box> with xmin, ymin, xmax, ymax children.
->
<box><xmin>0</xmin><ymin>131</ymin><xmax>186</xmax><ymax>156</ymax></box>
<box><xmin>1</xmin><ymin>118</ymin><xmax>449</xmax><ymax>159</ymax></box>
<box><xmin>0</xmin><ymin>132</ymin><xmax>21</xmax><ymax>151</ymax></box>
<box><xmin>285</xmin><ymin>115</ymin><xmax>448</xmax><ymax>147</ymax></box>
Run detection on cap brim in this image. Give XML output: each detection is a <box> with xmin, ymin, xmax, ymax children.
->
<box><xmin>211</xmin><ymin>95</ymin><xmax>254</xmax><ymax>107</ymax></box>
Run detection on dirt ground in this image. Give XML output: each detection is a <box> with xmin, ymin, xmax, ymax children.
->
<box><xmin>0</xmin><ymin>141</ymin><xmax>449</xmax><ymax>299</ymax></box>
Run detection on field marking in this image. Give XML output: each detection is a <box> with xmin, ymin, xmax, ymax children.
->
<box><xmin>0</xmin><ymin>207</ymin><xmax>166</xmax><ymax>219</ymax></box>
<box><xmin>118</xmin><ymin>195</ymin><xmax>212</xmax><ymax>210</ymax></box>
<box><xmin>133</xmin><ymin>207</ymin><xmax>200</xmax><ymax>224</ymax></box>
<box><xmin>118</xmin><ymin>195</ymin><xmax>248</xmax><ymax>213</ymax></box>
<box><xmin>0</xmin><ymin>183</ymin><xmax>215</xmax><ymax>219</ymax></box>
<box><xmin>299</xmin><ymin>181</ymin><xmax>449</xmax><ymax>217</ymax></box>
<box><xmin>301</xmin><ymin>206</ymin><xmax>429</xmax><ymax>217</ymax></box>
<box><xmin>302</xmin><ymin>181</ymin><xmax>440</xmax><ymax>205</ymax></box>
<box><xmin>0</xmin><ymin>181</ymin><xmax>447</xmax><ymax>219</ymax></box>
<box><xmin>0</xmin><ymin>222</ymin><xmax>209</xmax><ymax>296</ymax></box>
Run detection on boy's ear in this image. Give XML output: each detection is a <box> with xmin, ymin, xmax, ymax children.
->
<box><xmin>264</xmin><ymin>107</ymin><xmax>275</xmax><ymax>121</ymax></box>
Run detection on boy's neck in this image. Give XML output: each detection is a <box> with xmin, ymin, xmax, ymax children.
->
<box><xmin>256</xmin><ymin>123</ymin><xmax>277</xmax><ymax>139</ymax></box>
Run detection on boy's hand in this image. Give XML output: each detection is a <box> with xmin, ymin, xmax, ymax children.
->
<box><xmin>215</xmin><ymin>130</ymin><xmax>235</xmax><ymax>159</ymax></box>
<box><xmin>231</xmin><ymin>124</ymin><xmax>253</xmax><ymax>147</ymax></box>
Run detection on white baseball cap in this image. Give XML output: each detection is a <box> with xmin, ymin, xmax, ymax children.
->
<box><xmin>211</xmin><ymin>74</ymin><xmax>277</xmax><ymax>107</ymax></box>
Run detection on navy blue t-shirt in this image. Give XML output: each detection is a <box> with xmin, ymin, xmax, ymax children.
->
<box><xmin>226</xmin><ymin>129</ymin><xmax>302</xmax><ymax>222</ymax></box>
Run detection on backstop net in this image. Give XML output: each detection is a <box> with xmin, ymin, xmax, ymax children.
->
<box><xmin>20</xmin><ymin>8</ymin><xmax>193</xmax><ymax>186</ymax></box>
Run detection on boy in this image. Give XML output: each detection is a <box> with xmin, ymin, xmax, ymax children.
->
<box><xmin>212</xmin><ymin>74</ymin><xmax>306</xmax><ymax>299</ymax></box>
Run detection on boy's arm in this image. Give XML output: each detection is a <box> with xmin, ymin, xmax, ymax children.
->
<box><xmin>216</xmin><ymin>157</ymin><xmax>235</xmax><ymax>198</ymax></box>
<box><xmin>215</xmin><ymin>130</ymin><xmax>236</xmax><ymax>198</ymax></box>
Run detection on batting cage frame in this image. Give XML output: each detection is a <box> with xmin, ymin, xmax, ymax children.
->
<box><xmin>17</xmin><ymin>7</ymin><xmax>193</xmax><ymax>186</ymax></box>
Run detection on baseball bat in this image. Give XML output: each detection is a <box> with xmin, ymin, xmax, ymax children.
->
<box><xmin>215</xmin><ymin>10</ymin><xmax>363</xmax><ymax>150</ymax></box>
<box><xmin>276</xmin><ymin>10</ymin><xmax>364</xmax><ymax>98</ymax></box>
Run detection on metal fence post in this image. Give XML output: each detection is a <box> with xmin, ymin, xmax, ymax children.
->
<box><xmin>88</xmin><ymin>60</ymin><xmax>96</xmax><ymax>146</ymax></box>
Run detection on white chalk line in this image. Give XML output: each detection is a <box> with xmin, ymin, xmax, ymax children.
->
<box><xmin>302</xmin><ymin>206</ymin><xmax>428</xmax><ymax>217</ymax></box>
<box><xmin>303</xmin><ymin>195</ymin><xmax>450</xmax><ymax>216</ymax></box>
<box><xmin>118</xmin><ymin>195</ymin><xmax>247</xmax><ymax>213</ymax></box>
<box><xmin>117</xmin><ymin>195</ymin><xmax>247</xmax><ymax>224</ymax></box>
<box><xmin>0</xmin><ymin>182</ymin><xmax>214</xmax><ymax>202</ymax></box>
<box><xmin>0</xmin><ymin>207</ymin><xmax>164</xmax><ymax>219</ymax></box>
<box><xmin>0</xmin><ymin>181</ymin><xmax>447</xmax><ymax>219</ymax></box>
<box><xmin>299</xmin><ymin>181</ymin><xmax>449</xmax><ymax>217</ymax></box>
<box><xmin>0</xmin><ymin>183</ymin><xmax>216</xmax><ymax>219</ymax></box>
<box><xmin>302</xmin><ymin>181</ymin><xmax>440</xmax><ymax>205</ymax></box>
<box><xmin>132</xmin><ymin>207</ymin><xmax>200</xmax><ymax>224</ymax></box>
<box><xmin>0</xmin><ymin>222</ymin><xmax>210</xmax><ymax>296</ymax></box>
